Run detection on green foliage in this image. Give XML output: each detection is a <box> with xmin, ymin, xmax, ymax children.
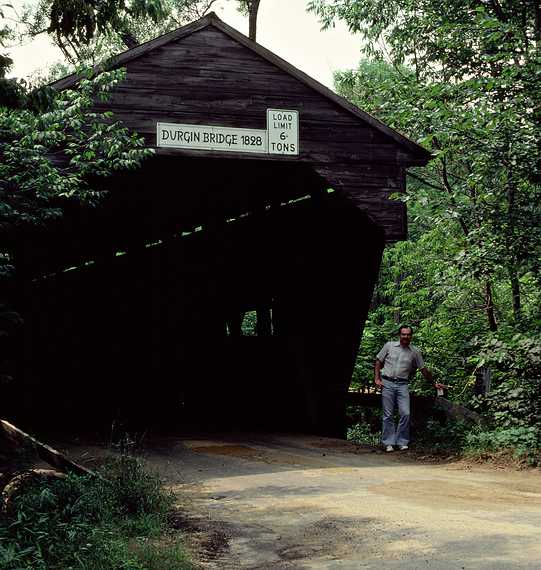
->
<box><xmin>0</xmin><ymin>456</ymin><xmax>193</xmax><ymax>570</ymax></box>
<box><xmin>132</xmin><ymin>542</ymin><xmax>193</xmax><ymax>570</ymax></box>
<box><xmin>0</xmin><ymin>66</ymin><xmax>154</xmax><ymax>371</ymax></box>
<box><xmin>467</xmin><ymin>340</ymin><xmax>541</xmax><ymax>462</ymax></box>
<box><xmin>469</xmin><ymin>333</ymin><xmax>541</xmax><ymax>449</ymax></box>
<box><xmin>334</xmin><ymin>58</ymin><xmax>541</xmax><ymax>330</ymax></box>
<box><xmin>0</xmin><ymin>64</ymin><xmax>155</xmax><ymax>358</ymax></box>
<box><xmin>346</xmin><ymin>422</ymin><xmax>380</xmax><ymax>446</ymax></box>
<box><xmin>489</xmin><ymin>387</ymin><xmax>538</xmax><ymax>430</ymax></box>
<box><xmin>418</xmin><ymin>371</ymin><xmax>540</xmax><ymax>461</ymax></box>
<box><xmin>0</xmin><ymin>68</ymin><xmax>153</xmax><ymax>232</ymax></box>
<box><xmin>420</xmin><ymin>333</ymin><xmax>541</xmax><ymax>461</ymax></box>
<box><xmin>415</xmin><ymin>419</ymin><xmax>470</xmax><ymax>452</ymax></box>
<box><xmin>103</xmin><ymin>456</ymin><xmax>173</xmax><ymax>521</ymax></box>
<box><xmin>472</xmin><ymin>333</ymin><xmax>541</xmax><ymax>384</ymax></box>
<box><xmin>241</xmin><ymin>310</ymin><xmax>257</xmax><ymax>336</ymax></box>
<box><xmin>464</xmin><ymin>426</ymin><xmax>540</xmax><ymax>464</ymax></box>
<box><xmin>309</xmin><ymin>0</ymin><xmax>540</xmax><ymax>87</ymax></box>
<box><xmin>482</xmin><ymin>382</ymin><xmax>540</xmax><ymax>430</ymax></box>
<box><xmin>416</xmin><ymin>418</ymin><xmax>539</xmax><ymax>464</ymax></box>
<box><xmin>355</xmin><ymin>226</ymin><xmax>489</xmax><ymax>399</ymax></box>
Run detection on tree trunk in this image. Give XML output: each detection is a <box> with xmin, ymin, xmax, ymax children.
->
<box><xmin>508</xmin><ymin>267</ymin><xmax>522</xmax><ymax>325</ymax></box>
<box><xmin>248</xmin><ymin>0</ymin><xmax>261</xmax><ymax>41</ymax></box>
<box><xmin>484</xmin><ymin>280</ymin><xmax>498</xmax><ymax>332</ymax></box>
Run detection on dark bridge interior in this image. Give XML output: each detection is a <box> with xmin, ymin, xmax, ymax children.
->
<box><xmin>8</xmin><ymin>156</ymin><xmax>384</xmax><ymax>435</ymax></box>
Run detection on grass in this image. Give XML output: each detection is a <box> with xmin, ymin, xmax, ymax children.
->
<box><xmin>0</xmin><ymin>455</ymin><xmax>196</xmax><ymax>570</ymax></box>
<box><xmin>131</xmin><ymin>540</ymin><xmax>194</xmax><ymax>570</ymax></box>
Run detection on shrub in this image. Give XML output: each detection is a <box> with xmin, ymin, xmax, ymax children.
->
<box><xmin>0</xmin><ymin>456</ymin><xmax>191</xmax><ymax>570</ymax></box>
<box><xmin>464</xmin><ymin>426</ymin><xmax>540</xmax><ymax>465</ymax></box>
<box><xmin>102</xmin><ymin>456</ymin><xmax>173</xmax><ymax>520</ymax></box>
<box><xmin>473</xmin><ymin>334</ymin><xmax>541</xmax><ymax>384</ymax></box>
<box><xmin>415</xmin><ymin>418</ymin><xmax>470</xmax><ymax>452</ymax></box>
<box><xmin>0</xmin><ymin>474</ymin><xmax>128</xmax><ymax>569</ymax></box>
<box><xmin>482</xmin><ymin>381</ymin><xmax>541</xmax><ymax>431</ymax></box>
<box><xmin>467</xmin><ymin>374</ymin><xmax>540</xmax><ymax>463</ymax></box>
<box><xmin>347</xmin><ymin>422</ymin><xmax>380</xmax><ymax>446</ymax></box>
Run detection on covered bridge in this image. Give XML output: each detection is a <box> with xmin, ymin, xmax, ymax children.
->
<box><xmin>9</xmin><ymin>13</ymin><xmax>430</xmax><ymax>434</ymax></box>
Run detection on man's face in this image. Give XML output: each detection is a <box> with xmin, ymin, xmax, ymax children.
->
<box><xmin>399</xmin><ymin>328</ymin><xmax>413</xmax><ymax>346</ymax></box>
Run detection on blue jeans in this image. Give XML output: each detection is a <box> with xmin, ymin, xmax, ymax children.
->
<box><xmin>381</xmin><ymin>380</ymin><xmax>410</xmax><ymax>446</ymax></box>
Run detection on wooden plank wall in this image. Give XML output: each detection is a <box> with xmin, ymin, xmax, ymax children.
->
<box><xmin>93</xmin><ymin>26</ymin><xmax>411</xmax><ymax>241</ymax></box>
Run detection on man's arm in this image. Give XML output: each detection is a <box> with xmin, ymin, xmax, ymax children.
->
<box><xmin>374</xmin><ymin>343</ymin><xmax>388</xmax><ymax>388</ymax></box>
<box><xmin>374</xmin><ymin>359</ymin><xmax>383</xmax><ymax>388</ymax></box>
<box><xmin>420</xmin><ymin>367</ymin><xmax>445</xmax><ymax>391</ymax></box>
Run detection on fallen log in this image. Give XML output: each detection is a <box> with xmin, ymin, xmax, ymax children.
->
<box><xmin>2</xmin><ymin>468</ymin><xmax>66</xmax><ymax>516</ymax></box>
<box><xmin>0</xmin><ymin>419</ymin><xmax>96</xmax><ymax>478</ymax></box>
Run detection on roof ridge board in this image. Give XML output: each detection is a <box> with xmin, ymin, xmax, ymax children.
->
<box><xmin>50</xmin><ymin>11</ymin><xmax>430</xmax><ymax>162</ymax></box>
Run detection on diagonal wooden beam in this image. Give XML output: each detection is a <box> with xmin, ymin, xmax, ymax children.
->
<box><xmin>0</xmin><ymin>419</ymin><xmax>97</xmax><ymax>478</ymax></box>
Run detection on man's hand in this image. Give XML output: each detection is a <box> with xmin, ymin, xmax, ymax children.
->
<box><xmin>375</xmin><ymin>377</ymin><xmax>383</xmax><ymax>389</ymax></box>
<box><xmin>421</xmin><ymin>368</ymin><xmax>446</xmax><ymax>391</ymax></box>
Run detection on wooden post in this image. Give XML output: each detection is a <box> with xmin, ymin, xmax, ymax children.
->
<box><xmin>474</xmin><ymin>366</ymin><xmax>492</xmax><ymax>396</ymax></box>
<box><xmin>256</xmin><ymin>306</ymin><xmax>272</xmax><ymax>336</ymax></box>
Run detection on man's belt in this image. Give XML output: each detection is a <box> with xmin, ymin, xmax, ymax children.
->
<box><xmin>382</xmin><ymin>374</ymin><xmax>409</xmax><ymax>384</ymax></box>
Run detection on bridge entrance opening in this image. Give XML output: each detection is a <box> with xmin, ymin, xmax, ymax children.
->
<box><xmin>11</xmin><ymin>156</ymin><xmax>383</xmax><ymax>435</ymax></box>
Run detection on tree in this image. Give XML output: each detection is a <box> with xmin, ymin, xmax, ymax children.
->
<box><xmin>1</xmin><ymin>4</ymin><xmax>27</xmax><ymax>107</ymax></box>
<box><xmin>21</xmin><ymin>0</ymin><xmax>260</xmax><ymax>66</ymax></box>
<box><xmin>0</xmin><ymin>68</ymin><xmax>153</xmax><ymax>233</ymax></box>
<box><xmin>307</xmin><ymin>1</ymin><xmax>541</xmax><ymax>402</ymax></box>
<box><xmin>22</xmin><ymin>0</ymin><xmax>216</xmax><ymax>65</ymax></box>
<box><xmin>20</xmin><ymin>0</ymin><xmax>167</xmax><ymax>62</ymax></box>
<box><xmin>236</xmin><ymin>0</ymin><xmax>261</xmax><ymax>41</ymax></box>
<box><xmin>309</xmin><ymin>0</ymin><xmax>541</xmax><ymax>331</ymax></box>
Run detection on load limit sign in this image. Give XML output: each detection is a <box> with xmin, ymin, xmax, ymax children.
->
<box><xmin>267</xmin><ymin>109</ymin><xmax>299</xmax><ymax>156</ymax></box>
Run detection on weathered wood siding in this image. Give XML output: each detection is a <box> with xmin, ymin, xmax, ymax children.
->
<box><xmin>90</xmin><ymin>25</ymin><xmax>417</xmax><ymax>241</ymax></box>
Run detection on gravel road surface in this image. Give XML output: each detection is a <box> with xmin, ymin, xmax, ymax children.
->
<box><xmin>129</xmin><ymin>433</ymin><xmax>541</xmax><ymax>569</ymax></box>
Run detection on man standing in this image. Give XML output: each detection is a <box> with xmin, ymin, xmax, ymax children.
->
<box><xmin>374</xmin><ymin>325</ymin><xmax>445</xmax><ymax>452</ymax></box>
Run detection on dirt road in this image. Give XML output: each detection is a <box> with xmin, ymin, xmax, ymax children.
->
<box><xmin>146</xmin><ymin>433</ymin><xmax>541</xmax><ymax>569</ymax></box>
<box><xmin>76</xmin><ymin>433</ymin><xmax>541</xmax><ymax>569</ymax></box>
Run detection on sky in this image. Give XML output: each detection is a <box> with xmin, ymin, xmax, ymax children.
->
<box><xmin>6</xmin><ymin>0</ymin><xmax>363</xmax><ymax>90</ymax></box>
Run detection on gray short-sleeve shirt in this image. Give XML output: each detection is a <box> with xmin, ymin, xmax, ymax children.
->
<box><xmin>376</xmin><ymin>341</ymin><xmax>425</xmax><ymax>380</ymax></box>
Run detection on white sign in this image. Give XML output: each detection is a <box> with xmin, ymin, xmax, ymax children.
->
<box><xmin>267</xmin><ymin>109</ymin><xmax>299</xmax><ymax>155</ymax></box>
<box><xmin>157</xmin><ymin>122</ymin><xmax>267</xmax><ymax>154</ymax></box>
<box><xmin>156</xmin><ymin>109</ymin><xmax>300</xmax><ymax>155</ymax></box>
